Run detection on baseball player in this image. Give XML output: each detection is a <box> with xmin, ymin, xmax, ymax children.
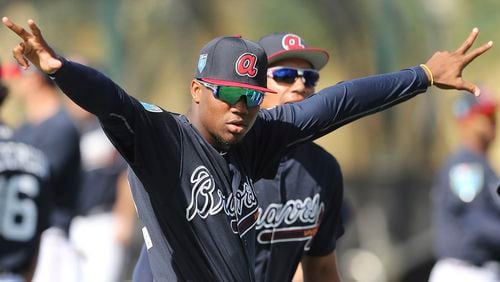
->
<box><xmin>3</xmin><ymin>17</ymin><xmax>491</xmax><ymax>281</ymax></box>
<box><xmin>0</xmin><ymin>66</ymin><xmax>51</xmax><ymax>282</ymax></box>
<box><xmin>252</xmin><ymin>32</ymin><xmax>344</xmax><ymax>281</ymax></box>
<box><xmin>429</xmin><ymin>93</ymin><xmax>499</xmax><ymax>281</ymax></box>
<box><xmin>66</xmin><ymin>103</ymin><xmax>134</xmax><ymax>282</ymax></box>
<box><xmin>6</xmin><ymin>61</ymin><xmax>82</xmax><ymax>281</ymax></box>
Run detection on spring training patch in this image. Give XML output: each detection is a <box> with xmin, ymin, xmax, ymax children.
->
<box><xmin>141</xmin><ymin>102</ymin><xmax>162</xmax><ymax>113</ymax></box>
<box><xmin>198</xmin><ymin>54</ymin><xmax>208</xmax><ymax>73</ymax></box>
<box><xmin>449</xmin><ymin>163</ymin><xmax>483</xmax><ymax>203</ymax></box>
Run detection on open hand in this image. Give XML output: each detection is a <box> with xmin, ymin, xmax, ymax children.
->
<box><xmin>2</xmin><ymin>17</ymin><xmax>62</xmax><ymax>74</ymax></box>
<box><xmin>425</xmin><ymin>28</ymin><xmax>493</xmax><ymax>96</ymax></box>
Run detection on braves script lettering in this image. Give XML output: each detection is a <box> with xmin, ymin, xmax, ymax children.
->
<box><xmin>255</xmin><ymin>194</ymin><xmax>324</xmax><ymax>249</ymax></box>
<box><xmin>256</xmin><ymin>194</ymin><xmax>323</xmax><ymax>229</ymax></box>
<box><xmin>186</xmin><ymin>166</ymin><xmax>258</xmax><ymax>236</ymax></box>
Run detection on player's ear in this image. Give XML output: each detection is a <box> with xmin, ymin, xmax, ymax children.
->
<box><xmin>190</xmin><ymin>79</ymin><xmax>202</xmax><ymax>103</ymax></box>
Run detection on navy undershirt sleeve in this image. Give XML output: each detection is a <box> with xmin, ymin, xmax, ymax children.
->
<box><xmin>52</xmin><ymin>58</ymin><xmax>181</xmax><ymax>196</ymax></box>
<box><xmin>53</xmin><ymin>58</ymin><xmax>152</xmax><ymax>159</ymax></box>
<box><xmin>250</xmin><ymin>66</ymin><xmax>428</xmax><ymax>178</ymax></box>
<box><xmin>52</xmin><ymin>58</ymin><xmax>136</xmax><ymax>119</ymax></box>
<box><xmin>263</xmin><ymin>67</ymin><xmax>428</xmax><ymax>146</ymax></box>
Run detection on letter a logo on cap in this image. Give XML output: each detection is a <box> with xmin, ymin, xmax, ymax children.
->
<box><xmin>235</xmin><ymin>53</ymin><xmax>258</xmax><ymax>78</ymax></box>
<box><xmin>282</xmin><ymin>34</ymin><xmax>305</xmax><ymax>50</ymax></box>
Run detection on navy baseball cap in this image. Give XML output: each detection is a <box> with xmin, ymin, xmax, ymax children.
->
<box><xmin>258</xmin><ymin>32</ymin><xmax>330</xmax><ymax>70</ymax></box>
<box><xmin>195</xmin><ymin>36</ymin><xmax>276</xmax><ymax>93</ymax></box>
<box><xmin>453</xmin><ymin>91</ymin><xmax>497</xmax><ymax>120</ymax></box>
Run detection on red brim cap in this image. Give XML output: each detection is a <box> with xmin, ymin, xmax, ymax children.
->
<box><xmin>202</xmin><ymin>78</ymin><xmax>277</xmax><ymax>93</ymax></box>
<box><xmin>468</xmin><ymin>102</ymin><xmax>497</xmax><ymax>116</ymax></box>
<box><xmin>267</xmin><ymin>48</ymin><xmax>330</xmax><ymax>70</ymax></box>
<box><xmin>458</xmin><ymin>101</ymin><xmax>497</xmax><ymax>121</ymax></box>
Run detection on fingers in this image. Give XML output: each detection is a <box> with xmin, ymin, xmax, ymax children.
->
<box><xmin>2</xmin><ymin>17</ymin><xmax>32</xmax><ymax>41</ymax></box>
<box><xmin>464</xmin><ymin>40</ymin><xmax>493</xmax><ymax>64</ymax></box>
<box><xmin>460</xmin><ymin>80</ymin><xmax>481</xmax><ymax>97</ymax></box>
<box><xmin>28</xmin><ymin>19</ymin><xmax>42</xmax><ymax>38</ymax></box>
<box><xmin>12</xmin><ymin>43</ymin><xmax>30</xmax><ymax>69</ymax></box>
<box><xmin>456</xmin><ymin>28</ymin><xmax>479</xmax><ymax>55</ymax></box>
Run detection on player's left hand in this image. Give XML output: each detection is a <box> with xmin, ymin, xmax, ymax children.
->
<box><xmin>425</xmin><ymin>28</ymin><xmax>492</xmax><ymax>96</ymax></box>
<box><xmin>2</xmin><ymin>17</ymin><xmax>62</xmax><ymax>74</ymax></box>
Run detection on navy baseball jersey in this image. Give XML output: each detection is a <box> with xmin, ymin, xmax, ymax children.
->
<box><xmin>0</xmin><ymin>132</ymin><xmax>51</xmax><ymax>273</ymax></box>
<box><xmin>52</xmin><ymin>59</ymin><xmax>428</xmax><ymax>280</ymax></box>
<box><xmin>132</xmin><ymin>142</ymin><xmax>345</xmax><ymax>282</ymax></box>
<box><xmin>433</xmin><ymin>147</ymin><xmax>500</xmax><ymax>265</ymax></box>
<box><xmin>253</xmin><ymin>142</ymin><xmax>344</xmax><ymax>281</ymax></box>
<box><xmin>14</xmin><ymin>108</ymin><xmax>81</xmax><ymax>232</ymax></box>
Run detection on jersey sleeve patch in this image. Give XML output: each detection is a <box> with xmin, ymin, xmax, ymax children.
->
<box><xmin>140</xmin><ymin>102</ymin><xmax>163</xmax><ymax>113</ymax></box>
<box><xmin>449</xmin><ymin>163</ymin><xmax>483</xmax><ymax>203</ymax></box>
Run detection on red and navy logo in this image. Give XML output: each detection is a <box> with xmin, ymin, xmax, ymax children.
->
<box><xmin>282</xmin><ymin>34</ymin><xmax>305</xmax><ymax>50</ymax></box>
<box><xmin>235</xmin><ymin>53</ymin><xmax>258</xmax><ymax>78</ymax></box>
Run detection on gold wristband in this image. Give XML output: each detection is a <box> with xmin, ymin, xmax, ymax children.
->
<box><xmin>419</xmin><ymin>64</ymin><xmax>434</xmax><ymax>86</ymax></box>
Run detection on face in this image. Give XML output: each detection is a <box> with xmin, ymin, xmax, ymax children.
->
<box><xmin>262</xmin><ymin>58</ymin><xmax>316</xmax><ymax>108</ymax></box>
<box><xmin>4</xmin><ymin>71</ymin><xmax>41</xmax><ymax>100</ymax></box>
<box><xmin>189</xmin><ymin>80</ymin><xmax>260</xmax><ymax>150</ymax></box>
<box><xmin>469</xmin><ymin>112</ymin><xmax>497</xmax><ymax>146</ymax></box>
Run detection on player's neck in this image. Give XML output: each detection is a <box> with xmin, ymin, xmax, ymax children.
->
<box><xmin>185</xmin><ymin>108</ymin><xmax>230</xmax><ymax>152</ymax></box>
<box><xmin>461</xmin><ymin>136</ymin><xmax>489</xmax><ymax>156</ymax></box>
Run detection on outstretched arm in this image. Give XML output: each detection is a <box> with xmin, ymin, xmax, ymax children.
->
<box><xmin>257</xmin><ymin>28</ymin><xmax>493</xmax><ymax>151</ymax></box>
<box><xmin>2</xmin><ymin>17</ymin><xmax>168</xmax><ymax>167</ymax></box>
<box><xmin>2</xmin><ymin>17</ymin><xmax>135</xmax><ymax>117</ymax></box>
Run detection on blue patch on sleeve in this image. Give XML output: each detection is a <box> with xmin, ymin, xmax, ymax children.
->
<box><xmin>140</xmin><ymin>102</ymin><xmax>162</xmax><ymax>113</ymax></box>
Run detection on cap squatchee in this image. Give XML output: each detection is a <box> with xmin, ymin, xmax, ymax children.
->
<box><xmin>194</xmin><ymin>35</ymin><xmax>276</xmax><ymax>93</ymax></box>
<box><xmin>258</xmin><ymin>32</ymin><xmax>330</xmax><ymax>70</ymax></box>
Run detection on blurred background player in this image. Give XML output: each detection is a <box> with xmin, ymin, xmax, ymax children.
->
<box><xmin>4</xmin><ymin>64</ymin><xmax>82</xmax><ymax>282</ymax></box>
<box><xmin>65</xmin><ymin>99</ymin><xmax>137</xmax><ymax>282</ymax></box>
<box><xmin>254</xmin><ymin>32</ymin><xmax>345</xmax><ymax>282</ymax></box>
<box><xmin>0</xmin><ymin>62</ymin><xmax>51</xmax><ymax>282</ymax></box>
<box><xmin>0</xmin><ymin>66</ymin><xmax>12</xmax><ymax>139</ymax></box>
<box><xmin>430</xmin><ymin>91</ymin><xmax>499</xmax><ymax>281</ymax></box>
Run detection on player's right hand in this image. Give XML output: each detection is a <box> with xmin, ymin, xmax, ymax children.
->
<box><xmin>2</xmin><ymin>17</ymin><xmax>62</xmax><ymax>74</ymax></box>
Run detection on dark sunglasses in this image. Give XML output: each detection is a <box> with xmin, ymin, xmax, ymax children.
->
<box><xmin>197</xmin><ymin>80</ymin><xmax>264</xmax><ymax>108</ymax></box>
<box><xmin>267</xmin><ymin>67</ymin><xmax>320</xmax><ymax>87</ymax></box>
